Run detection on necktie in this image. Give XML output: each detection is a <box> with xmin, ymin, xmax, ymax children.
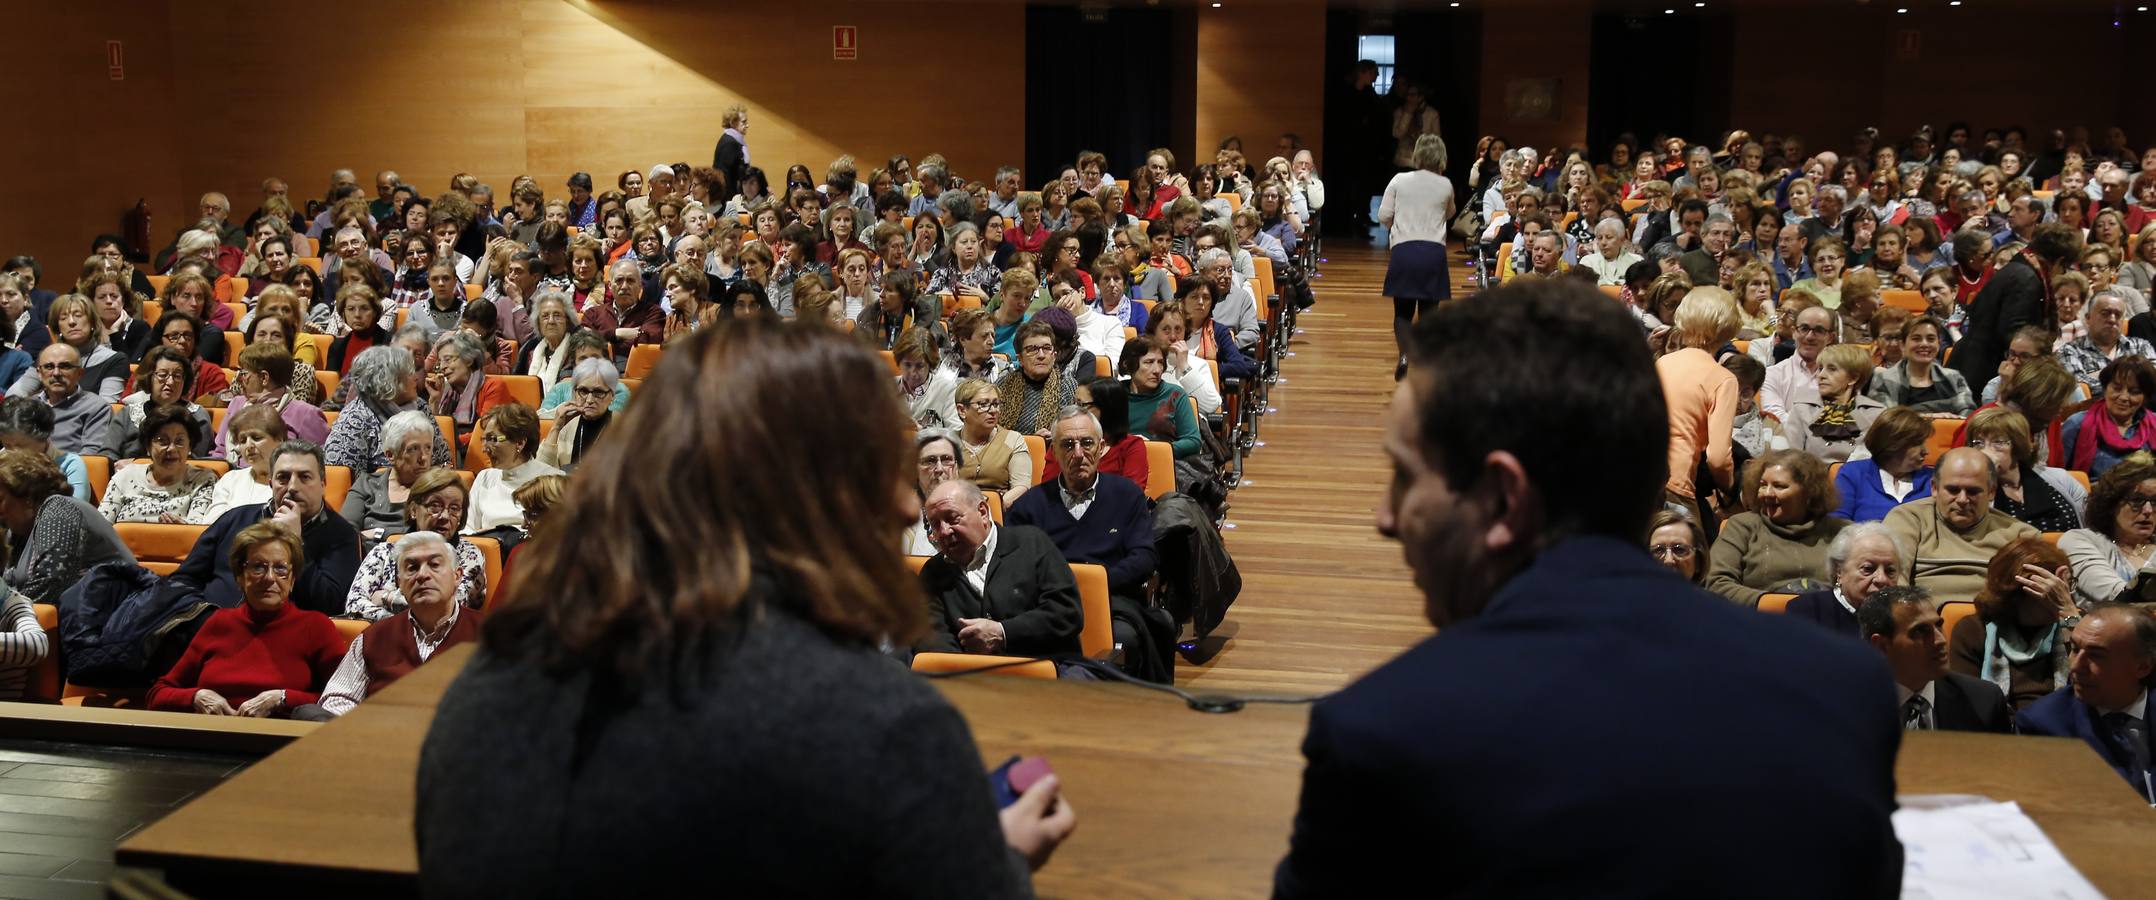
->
<box><xmin>1902</xmin><ymin>695</ymin><xmax>1931</xmax><ymax>731</ymax></box>
<box><xmin>2102</xmin><ymin>712</ymin><xmax>2151</xmax><ymax>774</ymax></box>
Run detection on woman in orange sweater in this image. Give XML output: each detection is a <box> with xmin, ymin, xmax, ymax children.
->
<box><xmin>1658</xmin><ymin>287</ymin><xmax>1742</xmax><ymax>532</ymax></box>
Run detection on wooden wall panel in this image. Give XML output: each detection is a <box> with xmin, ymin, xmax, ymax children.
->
<box><xmin>1476</xmin><ymin>6</ymin><xmax>1589</xmax><ymax>158</ymax></box>
<box><xmin>1195</xmin><ymin>5</ymin><xmax>1325</xmax><ymax>171</ymax></box>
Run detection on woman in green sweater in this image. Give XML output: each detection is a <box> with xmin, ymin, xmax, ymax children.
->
<box><xmin>1119</xmin><ymin>335</ymin><xmax>1201</xmax><ymax>460</ymax></box>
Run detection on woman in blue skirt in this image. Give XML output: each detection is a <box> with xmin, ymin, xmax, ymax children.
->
<box><xmin>1379</xmin><ymin>134</ymin><xmax>1458</xmax><ymax>380</ymax></box>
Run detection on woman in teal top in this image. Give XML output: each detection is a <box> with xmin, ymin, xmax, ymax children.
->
<box><xmin>1119</xmin><ymin>335</ymin><xmax>1201</xmax><ymax>459</ymax></box>
<box><xmin>536</xmin><ymin>333</ymin><xmax>631</xmax><ymax>419</ymax></box>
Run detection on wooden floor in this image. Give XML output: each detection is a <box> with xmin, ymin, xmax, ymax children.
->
<box><xmin>0</xmin><ymin>740</ymin><xmax>249</xmax><ymax>900</ymax></box>
<box><xmin>1177</xmin><ymin>236</ymin><xmax>1470</xmax><ymax>696</ymax></box>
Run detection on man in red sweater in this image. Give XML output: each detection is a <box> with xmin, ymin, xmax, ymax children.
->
<box><xmin>302</xmin><ymin>531</ymin><xmax>481</xmax><ymax>719</ymax></box>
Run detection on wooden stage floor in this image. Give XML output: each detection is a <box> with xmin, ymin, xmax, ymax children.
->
<box><xmin>1176</xmin><ymin>236</ymin><xmax>1465</xmax><ymax>696</ymax></box>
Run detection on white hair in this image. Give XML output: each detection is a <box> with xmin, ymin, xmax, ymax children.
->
<box><xmin>1825</xmin><ymin>522</ymin><xmax>1910</xmax><ymax>580</ymax></box>
<box><xmin>391</xmin><ymin>530</ymin><xmax>454</xmax><ymax>572</ymax></box>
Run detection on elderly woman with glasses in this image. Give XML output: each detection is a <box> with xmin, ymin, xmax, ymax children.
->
<box><xmin>536</xmin><ymin>357</ymin><xmax>622</xmax><ymax>473</ymax></box>
<box><xmin>952</xmin><ymin>377</ymin><xmax>1032</xmax><ymax>504</ymax></box>
<box><xmin>345</xmin><ymin>468</ymin><xmax>488</xmax><ymax>622</ymax></box>
<box><xmin>2060</xmin><ymin>456</ymin><xmax>2156</xmax><ymax>608</ymax></box>
<box><xmin>99</xmin><ymin>404</ymin><xmax>217</xmax><ymax>525</ymax></box>
<box><xmin>147</xmin><ymin>522</ymin><xmax>343</xmax><ymax>717</ymax></box>
<box><xmin>536</xmin><ymin>332</ymin><xmax>629</xmax><ymax>420</ymax></box>
<box><xmin>341</xmin><ymin>409</ymin><xmax>440</xmax><ymax>546</ymax></box>
<box><xmin>114</xmin><ymin>345</ymin><xmax>215</xmax><ymax>458</ymax></box>
<box><xmin>424</xmin><ymin>330</ymin><xmax>512</xmax><ymax>449</ymax></box>
<box><xmin>324</xmin><ymin>344</ymin><xmax>452</xmax><ymax>472</ymax></box>
<box><xmin>905</xmin><ymin>429</ymin><xmax>964</xmax><ymax>556</ymax></box>
<box><xmin>465</xmin><ymin>403</ymin><xmax>560</xmax><ymax>543</ymax></box>
<box><xmin>1645</xmin><ymin>509</ymin><xmax>1708</xmax><ymax>584</ymax></box>
<box><xmin>215</xmin><ymin>342</ymin><xmax>328</xmax><ymax>465</ymax></box>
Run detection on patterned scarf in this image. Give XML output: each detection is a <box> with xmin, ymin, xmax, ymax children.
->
<box><xmin>1981</xmin><ymin>620</ymin><xmax>2070</xmax><ymax>700</ymax></box>
<box><xmin>1809</xmin><ymin>397</ymin><xmax>1862</xmax><ymax>443</ymax></box>
<box><xmin>997</xmin><ymin>367</ymin><xmax>1065</xmax><ymax>437</ymax></box>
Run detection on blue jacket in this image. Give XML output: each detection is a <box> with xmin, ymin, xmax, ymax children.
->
<box><xmin>169</xmin><ymin>503</ymin><xmax>362</xmax><ymax>616</ymax></box>
<box><xmin>1207</xmin><ymin>320</ymin><xmax>1258</xmax><ymax>382</ymax></box>
<box><xmin>1833</xmin><ymin>457</ymin><xmax>1934</xmax><ymax>523</ymax></box>
<box><xmin>2016</xmin><ymin>686</ymin><xmax>2156</xmax><ymax>789</ymax></box>
<box><xmin>1006</xmin><ymin>472</ymin><xmax>1155</xmax><ymax>596</ymax></box>
<box><xmin>1273</xmin><ymin>536</ymin><xmax>1904</xmax><ymax>899</ymax></box>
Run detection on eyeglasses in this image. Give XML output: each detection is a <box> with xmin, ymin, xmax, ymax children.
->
<box><xmin>1054</xmin><ymin>437</ymin><xmax>1100</xmax><ymax>452</ymax></box>
<box><xmin>245</xmin><ymin>562</ymin><xmax>292</xmax><ymax>578</ymax></box>
<box><xmin>1649</xmin><ymin>543</ymin><xmax>1696</xmax><ymax>561</ymax></box>
<box><xmin>968</xmin><ymin>399</ymin><xmax>1002</xmax><ymax>411</ymax></box>
<box><xmin>2128</xmin><ymin>496</ymin><xmax>2156</xmax><ymax>512</ymax></box>
<box><xmin>1968</xmin><ymin>438</ymin><xmax>2016</xmax><ymax>451</ymax></box>
<box><xmin>421</xmin><ymin>500</ymin><xmax>465</xmax><ymax>517</ymax></box>
<box><xmin>918</xmin><ymin>454</ymin><xmax>958</xmax><ymax>469</ymax></box>
<box><xmin>150</xmin><ymin>370</ymin><xmax>186</xmax><ymax>383</ymax></box>
<box><xmin>37</xmin><ymin>362</ymin><xmax>79</xmax><ymax>372</ymax></box>
<box><xmin>150</xmin><ymin>434</ymin><xmax>189</xmax><ymax>449</ymax></box>
<box><xmin>1794</xmin><ymin>324</ymin><xmax>1833</xmax><ymax>336</ymax></box>
<box><xmin>573</xmin><ymin>386</ymin><xmax>612</xmax><ymax>399</ymax></box>
<box><xmin>480</xmin><ymin>433</ymin><xmax>508</xmax><ymax>445</ymax></box>
<box><xmin>1020</xmin><ymin>344</ymin><xmax>1056</xmax><ymax>357</ymax></box>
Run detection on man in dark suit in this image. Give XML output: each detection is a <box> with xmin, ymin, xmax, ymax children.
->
<box><xmin>1953</xmin><ymin>223</ymin><xmax>2083</xmax><ymax>390</ymax></box>
<box><xmin>169</xmin><ymin>441</ymin><xmax>360</xmax><ymax>616</ymax></box>
<box><xmin>1860</xmin><ymin>585</ymin><xmax>2011</xmax><ymax>733</ymax></box>
<box><xmin>1273</xmin><ymin>279</ymin><xmax>1903</xmax><ymax>899</ymax></box>
<box><xmin>2017</xmin><ymin>604</ymin><xmax>2156</xmax><ymax>793</ymax></box>
<box><xmin>1788</xmin><ymin>523</ymin><xmax>1907</xmax><ymax>637</ymax></box>
<box><xmin>1008</xmin><ymin>407</ymin><xmax>1173</xmax><ymax>682</ymax></box>
<box><xmin>1639</xmin><ymin>197</ymin><xmax>1706</xmax><ymax>256</ymax></box>
<box><xmin>1677</xmin><ymin>214</ymin><xmax>1737</xmax><ymax>287</ymax></box>
<box><xmin>914</xmin><ymin>480</ymin><xmax>1082</xmax><ymax>658</ymax></box>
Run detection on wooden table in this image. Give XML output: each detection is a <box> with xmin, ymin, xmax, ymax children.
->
<box><xmin>115</xmin><ymin>646</ymin><xmax>2156</xmax><ymax>897</ymax></box>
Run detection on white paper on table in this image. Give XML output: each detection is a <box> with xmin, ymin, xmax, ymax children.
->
<box><xmin>1893</xmin><ymin>797</ymin><xmax>2105</xmax><ymax>899</ymax></box>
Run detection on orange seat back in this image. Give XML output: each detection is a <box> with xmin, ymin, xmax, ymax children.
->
<box><xmin>1142</xmin><ymin>441</ymin><xmax>1175</xmax><ymax>499</ymax></box>
<box><xmin>324</xmin><ymin>465</ymin><xmax>352</xmax><ymax>514</ymax></box>
<box><xmin>1925</xmin><ymin>417</ymin><xmax>1966</xmax><ymax>465</ymax></box>
<box><xmin>625</xmin><ymin>344</ymin><xmax>664</xmax><ymax>380</ymax></box>
<box><xmin>82</xmin><ymin>454</ymin><xmax>111</xmax><ymax>503</ymax></box>
<box><xmin>116</xmin><ymin>522</ymin><xmax>209</xmax><ymax>575</ymax></box>
<box><xmin>1070</xmin><ymin>563</ymin><xmax>1114</xmax><ymax>659</ymax></box>
<box><xmin>1024</xmin><ymin>434</ymin><xmax>1048</xmax><ymax>485</ymax></box>
<box><xmin>333</xmin><ymin>617</ymin><xmax>368</xmax><ymax>645</ymax></box>
<box><xmin>1757</xmin><ymin>593</ymin><xmax>1797</xmax><ymax>613</ymax></box>
<box><xmin>1938</xmin><ymin>600</ymin><xmax>1976</xmax><ymax>641</ymax></box>
<box><xmin>295</xmin><ymin>257</ymin><xmax>323</xmax><ymax>274</ymax></box>
<box><xmin>911</xmin><ymin>652</ymin><xmax>1057</xmax><ymax>679</ymax></box>
<box><xmin>142</xmin><ymin>300</ymin><xmax>163</xmax><ymax>325</ymax></box>
<box><xmin>497</xmin><ymin>375</ymin><xmax>542</xmax><ymax>409</ymax></box>
<box><xmin>28</xmin><ymin>603</ymin><xmax>60</xmax><ymax>703</ymax></box>
<box><xmin>315</xmin><ymin>369</ymin><xmax>339</xmax><ymax>400</ymax></box>
<box><xmin>878</xmin><ymin>350</ymin><xmax>900</xmax><ymax>376</ymax></box>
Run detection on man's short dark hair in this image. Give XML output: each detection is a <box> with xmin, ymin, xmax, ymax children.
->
<box><xmin>1409</xmin><ymin>279</ymin><xmax>1665</xmax><ymax>541</ymax></box>
<box><xmin>1857</xmin><ymin>585</ymin><xmax>1931</xmax><ymax>641</ymax></box>
<box><xmin>2029</xmin><ymin>222</ymin><xmax>2084</xmax><ymax>266</ymax></box>
<box><xmin>1949</xmin><ymin>229</ymin><xmax>1991</xmax><ymax>263</ymax></box>
<box><xmin>1677</xmin><ymin>198</ymin><xmax>1710</xmax><ymax>220</ymax></box>
<box><xmin>270</xmin><ymin>439</ymin><xmax>326</xmax><ymax>476</ymax></box>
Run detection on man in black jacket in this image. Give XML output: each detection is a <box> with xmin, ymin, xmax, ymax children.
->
<box><xmin>1953</xmin><ymin>223</ymin><xmax>2082</xmax><ymax>390</ymax></box>
<box><xmin>915</xmin><ymin>480</ymin><xmax>1082</xmax><ymax>658</ymax></box>
<box><xmin>169</xmin><ymin>441</ymin><xmax>359</xmax><ymax>616</ymax></box>
<box><xmin>1860</xmin><ymin>585</ymin><xmax>2011</xmax><ymax>733</ymax></box>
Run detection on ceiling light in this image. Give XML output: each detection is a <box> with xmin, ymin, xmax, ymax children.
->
<box><xmin>1694</xmin><ymin>2</ymin><xmax>1705</xmax><ymax>6</ymax></box>
<box><xmin>1895</xmin><ymin>6</ymin><xmax>1908</xmax><ymax>11</ymax></box>
<box><xmin>1664</xmin><ymin>8</ymin><xmax>1674</xmax><ymax>13</ymax></box>
<box><xmin>1949</xmin><ymin>1</ymin><xmax>1961</xmax><ymax>5</ymax></box>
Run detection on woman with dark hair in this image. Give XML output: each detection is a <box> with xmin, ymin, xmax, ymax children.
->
<box><xmin>277</xmin><ymin>264</ymin><xmax>338</xmax><ymax>336</ymax></box>
<box><xmin>0</xmin><ymin>445</ymin><xmax>132</xmax><ymax>603</ymax></box>
<box><xmin>1041</xmin><ymin>376</ymin><xmax>1148</xmax><ymax>488</ymax></box>
<box><xmin>1948</xmin><ymin>535</ymin><xmax>2078</xmax><ymax>711</ymax></box>
<box><xmin>418</xmin><ymin>321</ymin><xmax>1075</xmax><ymax>895</ymax></box>
<box><xmin>2060</xmin><ymin>354</ymin><xmax>2156</xmax><ymax>478</ymax></box>
<box><xmin>324</xmin><ymin>283</ymin><xmax>393</xmax><ymax>377</ymax></box>
<box><xmin>116</xmin><ymin>345</ymin><xmax>215</xmax><ymax>458</ymax></box>
<box><xmin>346</xmin><ymin>467</ymin><xmax>489</xmax><ymax>621</ymax></box>
<box><xmin>2061</xmin><ymin>457</ymin><xmax>2156</xmax><ymax>607</ymax></box>
<box><xmin>99</xmin><ymin>404</ymin><xmax>216</xmax><ymax>524</ymax></box>
<box><xmin>1705</xmin><ymin>449</ymin><xmax>1851</xmax><ymax>606</ymax></box>
<box><xmin>146</xmin><ymin>310</ymin><xmax>230</xmax><ymax>402</ymax></box>
<box><xmin>856</xmin><ymin>271</ymin><xmax>923</xmax><ymax>351</ymax></box>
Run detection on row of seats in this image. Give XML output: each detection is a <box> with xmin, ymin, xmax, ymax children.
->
<box><xmin>1761</xmin><ymin>592</ymin><xmax>1977</xmax><ymax>642</ymax></box>
<box><xmin>908</xmin><ymin>558</ymin><xmax>1114</xmax><ymax>680</ymax></box>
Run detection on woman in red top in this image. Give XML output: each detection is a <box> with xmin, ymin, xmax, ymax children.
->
<box><xmin>1040</xmin><ymin>376</ymin><xmax>1149</xmax><ymax>490</ymax></box>
<box><xmin>148</xmin><ymin>523</ymin><xmax>346</xmax><ymax>716</ymax></box>
<box><xmin>1009</xmin><ymin>194</ymin><xmax>1052</xmax><ymax>255</ymax></box>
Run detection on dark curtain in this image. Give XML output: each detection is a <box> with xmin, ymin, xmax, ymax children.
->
<box><xmin>1322</xmin><ymin>9</ymin><xmax>1480</xmax><ymax>227</ymax></box>
<box><xmin>1390</xmin><ymin>10</ymin><xmax>1482</xmax><ymax>189</ymax></box>
<box><xmin>1025</xmin><ymin>7</ymin><xmax>1178</xmax><ymax>186</ymax></box>
<box><xmin>1587</xmin><ymin>13</ymin><xmax>1733</xmax><ymax>161</ymax></box>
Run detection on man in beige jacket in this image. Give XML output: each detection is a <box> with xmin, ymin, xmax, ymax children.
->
<box><xmin>1885</xmin><ymin>447</ymin><xmax>2039</xmax><ymax>603</ymax></box>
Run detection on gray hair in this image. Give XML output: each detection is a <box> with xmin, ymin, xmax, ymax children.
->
<box><xmin>573</xmin><ymin>356</ymin><xmax>621</xmax><ymax>392</ymax></box>
<box><xmin>530</xmin><ymin>289</ymin><xmax>576</xmax><ymax>327</ymax></box>
<box><xmin>1704</xmin><ymin>213</ymin><xmax>1734</xmax><ymax>229</ymax></box>
<box><xmin>939</xmin><ymin>190</ymin><xmax>974</xmax><ymax>222</ymax></box>
<box><xmin>391</xmin><ymin>530</ymin><xmax>454</xmax><ymax>572</ymax></box>
<box><xmin>334</xmin><ymin>225</ymin><xmax>366</xmax><ymax>246</ymax></box>
<box><xmin>919</xmin><ymin>164</ymin><xmax>947</xmax><ymax>184</ymax></box>
<box><xmin>2091</xmin><ymin>288</ymin><xmax>2131</xmax><ymax>314</ymax></box>
<box><xmin>1818</xmin><ymin>185</ymin><xmax>1848</xmax><ymax>202</ymax></box>
<box><xmin>269</xmin><ymin>439</ymin><xmax>325</xmax><ymax>476</ymax></box>
<box><xmin>1648</xmin><ymin>243</ymin><xmax>1684</xmax><ymax>263</ymax></box>
<box><xmin>433</xmin><ymin>330</ymin><xmax>486</xmax><ymax>369</ymax></box>
<box><xmin>393</xmin><ymin>323</ymin><xmax>431</xmax><ymax>348</ymax></box>
<box><xmin>1825</xmin><ymin>521</ymin><xmax>1910</xmax><ymax>581</ymax></box>
<box><xmin>380</xmin><ymin>410</ymin><xmax>437</xmax><ymax>456</ymax></box>
<box><xmin>995</xmin><ymin>165</ymin><xmax>1021</xmax><ymax>183</ymax></box>
<box><xmin>945</xmin><ymin>222</ymin><xmax>980</xmax><ymax>253</ymax></box>
<box><xmin>1593</xmin><ymin>218</ymin><xmax>1627</xmax><ymax>239</ymax></box>
<box><xmin>609</xmin><ymin>257</ymin><xmax>643</xmax><ymax>280</ymax></box>
<box><xmin>1051</xmin><ymin>404</ymin><xmax>1104</xmax><ymax>439</ymax></box>
<box><xmin>330</xmin><ymin>168</ymin><xmax>356</xmax><ymax>184</ymax></box>
<box><xmin>1196</xmin><ymin>248</ymin><xmax>1232</xmax><ymax>272</ymax></box>
<box><xmin>346</xmin><ymin>344</ymin><xmax>417</xmax><ymax>404</ymax></box>
<box><xmin>176</xmin><ymin>229</ymin><xmax>220</xmax><ymax>261</ymax></box>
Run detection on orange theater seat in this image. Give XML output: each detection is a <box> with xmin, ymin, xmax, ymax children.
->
<box><xmin>1757</xmin><ymin>593</ymin><xmax>1797</xmax><ymax>613</ymax></box>
<box><xmin>1143</xmin><ymin>440</ymin><xmax>1175</xmax><ymax>499</ymax></box>
<box><xmin>911</xmin><ymin>653</ymin><xmax>1057</xmax><ymax>680</ymax></box>
<box><xmin>116</xmin><ymin>522</ymin><xmax>209</xmax><ymax>575</ymax></box>
<box><xmin>625</xmin><ymin>344</ymin><xmax>663</xmax><ymax>380</ymax></box>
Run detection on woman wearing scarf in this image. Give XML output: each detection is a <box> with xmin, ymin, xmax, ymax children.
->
<box><xmin>322</xmin><ymin>345</ymin><xmax>454</xmax><ymax>473</ymax></box>
<box><xmin>711</xmin><ymin>105</ymin><xmax>750</xmax><ymax>202</ymax></box>
<box><xmin>1949</xmin><ymin>536</ymin><xmax>2079</xmax><ymax>711</ymax></box>
<box><xmin>1777</xmin><ymin>344</ymin><xmax>1886</xmax><ymax>463</ymax></box>
<box><xmin>2061</xmin><ymin>355</ymin><xmax>2156</xmax><ymax>479</ymax></box>
<box><xmin>994</xmin><ymin>320</ymin><xmax>1075</xmax><ymax>439</ymax></box>
<box><xmin>425</xmin><ymin>331</ymin><xmax>511</xmax><ymax>450</ymax></box>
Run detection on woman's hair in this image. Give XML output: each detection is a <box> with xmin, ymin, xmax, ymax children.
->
<box><xmin>1862</xmin><ymin>405</ymin><xmax>1931</xmax><ymax>462</ymax></box>
<box><xmin>156</xmin><ymin>310</ymin><xmax>206</xmax><ymax>359</ymax></box>
<box><xmin>573</xmin><ymin>356</ymin><xmax>622</xmax><ymax>393</ymax></box>
<box><xmin>403</xmin><ymin>467</ymin><xmax>469</xmax><ymax>530</ymax></box>
<box><xmin>337</xmin><ymin>282</ymin><xmax>384</xmax><ymax>323</ymax></box>
<box><xmin>1809</xmin><ymin>235</ymin><xmax>1848</xmax><ymax>264</ymax></box>
<box><xmin>433</xmin><ymin>330</ymin><xmax>486</xmax><ymax>371</ymax></box>
<box><xmin>1084</xmin><ymin>376</ymin><xmax>1131</xmax><ymax>444</ymax></box>
<box><xmin>381</xmin><ymin>409</ymin><xmax>437</xmax><ymax>457</ymax></box>
<box><xmin>1974</xmin><ymin>535</ymin><xmax>2071</xmax><ymax>625</ymax></box>
<box><xmin>140</xmin><ymin>402</ymin><xmax>203</xmax><ymax>450</ymax></box>
<box><xmin>136</xmin><ymin>345</ymin><xmax>197</xmax><ymax>397</ymax></box>
<box><xmin>249</xmin><ymin>312</ymin><xmax>300</xmax><ymax>354</ymax></box>
<box><xmin>348</xmin><ymin>344</ymin><xmax>418</xmax><ymax>405</ymax></box>
<box><xmin>2086</xmin><ymin>456</ymin><xmax>2156</xmax><ymax>544</ymax></box>
<box><xmin>1817</xmin><ymin>343</ymin><xmax>1875</xmax><ymax>393</ymax></box>
<box><xmin>47</xmin><ymin>293</ymin><xmax>107</xmax><ymax>343</ymax></box>
<box><xmin>228</xmin><ymin>400</ymin><xmax>288</xmax><ymax>441</ymax></box>
<box><xmin>955</xmin><ymin>377</ymin><xmax>997</xmax><ymax>409</ymax></box>
<box><xmin>481</xmin><ymin>320</ymin><xmax>925</xmax><ymax>693</ymax></box>
<box><xmin>512</xmin><ymin>473</ymin><xmax>567</xmax><ymax>519</ymax></box>
<box><xmin>1672</xmin><ymin>287</ymin><xmax>1740</xmax><ymax>349</ymax></box>
<box><xmin>2003</xmin><ymin>356</ymin><xmax>2076</xmax><ymax>421</ymax></box>
<box><xmin>1964</xmin><ymin>405</ymin><xmax>2034</xmax><ymax>468</ymax></box>
<box><xmin>480</xmin><ymin>402</ymin><xmax>542</xmax><ymax>459</ymax></box>
<box><xmin>2101</xmin><ymin>355</ymin><xmax>2156</xmax><ymax>397</ymax></box>
<box><xmin>1741</xmin><ymin>449</ymin><xmax>1839</xmax><ymax>520</ymax></box>
<box><xmin>892</xmin><ymin>327</ymin><xmax>938</xmax><ymax>368</ymax></box>
<box><xmin>0</xmin><ymin>448</ymin><xmax>68</xmax><ymax>506</ymax></box>
<box><xmin>1644</xmin><ymin>508</ymin><xmax>1708</xmax><ymax>584</ymax></box>
<box><xmin>227</xmin><ymin>521</ymin><xmax>304</xmax><ymax>583</ymax></box>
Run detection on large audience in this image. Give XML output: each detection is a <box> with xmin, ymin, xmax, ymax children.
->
<box><xmin>1489</xmin><ymin>123</ymin><xmax>2156</xmax><ymax>785</ymax></box>
<box><xmin>0</xmin><ymin>111</ymin><xmax>1312</xmax><ymax>707</ymax></box>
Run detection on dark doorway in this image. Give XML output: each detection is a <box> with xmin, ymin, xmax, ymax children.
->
<box><xmin>1322</xmin><ymin>7</ymin><xmax>1481</xmax><ymax>231</ymax></box>
<box><xmin>1024</xmin><ymin>6</ymin><xmax>1181</xmax><ymax>187</ymax></box>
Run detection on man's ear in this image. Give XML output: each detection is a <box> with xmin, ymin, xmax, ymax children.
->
<box><xmin>1474</xmin><ymin>450</ymin><xmax>1540</xmax><ymax>559</ymax></box>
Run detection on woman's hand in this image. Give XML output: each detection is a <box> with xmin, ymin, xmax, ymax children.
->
<box><xmin>193</xmin><ymin>689</ymin><xmax>235</xmax><ymax>715</ymax></box>
<box><xmin>158</xmin><ymin>512</ymin><xmax>183</xmax><ymax>525</ymax></box>
<box><xmin>2016</xmin><ymin>563</ymin><xmax>2076</xmax><ymax>619</ymax></box>
<box><xmin>1168</xmin><ymin>340</ymin><xmax>1190</xmax><ymax>372</ymax></box>
<box><xmin>957</xmin><ymin>283</ymin><xmax>988</xmax><ymax>301</ymax></box>
<box><xmin>999</xmin><ymin>773</ymin><xmax>1077</xmax><ymax>872</ymax></box>
<box><xmin>235</xmin><ymin>689</ymin><xmax>286</xmax><ymax>718</ymax></box>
